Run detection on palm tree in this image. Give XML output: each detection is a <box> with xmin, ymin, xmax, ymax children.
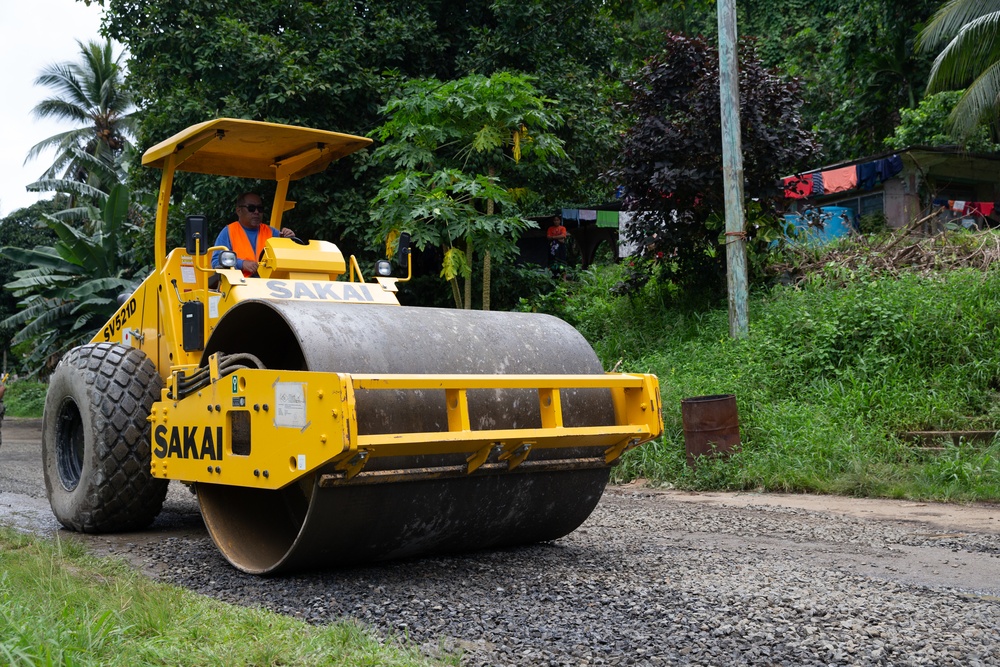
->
<box><xmin>919</xmin><ymin>0</ymin><xmax>1000</xmax><ymax>139</ymax></box>
<box><xmin>24</xmin><ymin>39</ymin><xmax>134</xmax><ymax>191</ymax></box>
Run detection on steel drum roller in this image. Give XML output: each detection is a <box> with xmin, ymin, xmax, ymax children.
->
<box><xmin>196</xmin><ymin>301</ymin><xmax>614</xmax><ymax>573</ymax></box>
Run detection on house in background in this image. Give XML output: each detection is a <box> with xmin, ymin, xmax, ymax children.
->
<box><xmin>782</xmin><ymin>147</ymin><xmax>1000</xmax><ymax>235</ymax></box>
<box><xmin>518</xmin><ymin>207</ymin><xmax>627</xmax><ymax>269</ymax></box>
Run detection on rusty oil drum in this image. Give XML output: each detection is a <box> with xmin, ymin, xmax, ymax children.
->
<box><xmin>681</xmin><ymin>394</ymin><xmax>740</xmax><ymax>465</ymax></box>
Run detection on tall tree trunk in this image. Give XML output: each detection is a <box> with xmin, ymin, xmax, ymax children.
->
<box><xmin>482</xmin><ymin>251</ymin><xmax>491</xmax><ymax>311</ymax></box>
<box><xmin>464</xmin><ymin>238</ymin><xmax>473</xmax><ymax>310</ymax></box>
<box><xmin>483</xmin><ymin>196</ymin><xmax>494</xmax><ymax>311</ymax></box>
<box><xmin>450</xmin><ymin>277</ymin><xmax>462</xmax><ymax>309</ymax></box>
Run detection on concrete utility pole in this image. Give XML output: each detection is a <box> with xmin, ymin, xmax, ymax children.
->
<box><xmin>717</xmin><ymin>0</ymin><xmax>749</xmax><ymax>338</ymax></box>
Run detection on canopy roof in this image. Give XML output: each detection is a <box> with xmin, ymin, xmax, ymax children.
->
<box><xmin>141</xmin><ymin>118</ymin><xmax>372</xmax><ymax>181</ymax></box>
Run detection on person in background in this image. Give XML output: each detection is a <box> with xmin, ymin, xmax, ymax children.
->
<box><xmin>547</xmin><ymin>214</ymin><xmax>568</xmax><ymax>273</ymax></box>
<box><xmin>211</xmin><ymin>192</ymin><xmax>296</xmax><ymax>277</ymax></box>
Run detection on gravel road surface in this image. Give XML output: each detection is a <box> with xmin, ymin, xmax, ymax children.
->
<box><xmin>2</xmin><ymin>418</ymin><xmax>998</xmax><ymax>666</ymax></box>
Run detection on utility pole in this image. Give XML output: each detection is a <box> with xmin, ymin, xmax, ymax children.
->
<box><xmin>717</xmin><ymin>0</ymin><xmax>749</xmax><ymax>338</ymax></box>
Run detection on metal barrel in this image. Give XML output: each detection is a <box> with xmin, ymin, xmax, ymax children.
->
<box><xmin>196</xmin><ymin>300</ymin><xmax>614</xmax><ymax>573</ymax></box>
<box><xmin>680</xmin><ymin>394</ymin><xmax>741</xmax><ymax>465</ymax></box>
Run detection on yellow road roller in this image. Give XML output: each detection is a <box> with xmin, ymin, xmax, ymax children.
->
<box><xmin>41</xmin><ymin>119</ymin><xmax>663</xmax><ymax>574</ymax></box>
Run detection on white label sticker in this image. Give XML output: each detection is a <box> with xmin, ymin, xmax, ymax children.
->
<box><xmin>208</xmin><ymin>294</ymin><xmax>220</xmax><ymax>319</ymax></box>
<box><xmin>297</xmin><ymin>454</ymin><xmax>306</xmax><ymax>470</ymax></box>
<box><xmin>122</xmin><ymin>328</ymin><xmax>134</xmax><ymax>347</ymax></box>
<box><xmin>180</xmin><ymin>266</ymin><xmax>196</xmax><ymax>284</ymax></box>
<box><xmin>274</xmin><ymin>382</ymin><xmax>307</xmax><ymax>428</ymax></box>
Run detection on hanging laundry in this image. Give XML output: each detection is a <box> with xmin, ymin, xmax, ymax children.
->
<box><xmin>856</xmin><ymin>162</ymin><xmax>878</xmax><ymax>190</ymax></box>
<box><xmin>811</xmin><ymin>172</ymin><xmax>825</xmax><ymax>196</ymax></box>
<box><xmin>783</xmin><ymin>174</ymin><xmax>813</xmax><ymax>199</ymax></box>
<box><xmin>579</xmin><ymin>209</ymin><xmax>597</xmax><ymax>221</ymax></box>
<box><xmin>874</xmin><ymin>155</ymin><xmax>903</xmax><ymax>182</ymax></box>
<box><xmin>968</xmin><ymin>202</ymin><xmax>996</xmax><ymax>218</ymax></box>
<box><xmin>951</xmin><ymin>200</ymin><xmax>967</xmax><ymax>213</ymax></box>
<box><xmin>596</xmin><ymin>210</ymin><xmax>619</xmax><ymax>228</ymax></box>
<box><xmin>821</xmin><ymin>166</ymin><xmax>857</xmax><ymax>193</ymax></box>
<box><xmin>561</xmin><ymin>208</ymin><xmax>580</xmax><ymax>222</ymax></box>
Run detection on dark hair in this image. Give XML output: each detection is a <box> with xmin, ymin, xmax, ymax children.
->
<box><xmin>236</xmin><ymin>192</ymin><xmax>262</xmax><ymax>207</ymax></box>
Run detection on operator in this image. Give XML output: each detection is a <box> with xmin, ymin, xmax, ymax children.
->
<box><xmin>547</xmin><ymin>214</ymin><xmax>568</xmax><ymax>271</ymax></box>
<box><xmin>211</xmin><ymin>192</ymin><xmax>296</xmax><ymax>277</ymax></box>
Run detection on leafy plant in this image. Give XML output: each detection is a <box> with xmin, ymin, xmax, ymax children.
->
<box><xmin>0</xmin><ymin>185</ymin><xmax>139</xmax><ymax>375</ymax></box>
<box><xmin>606</xmin><ymin>32</ymin><xmax>818</xmax><ymax>294</ymax></box>
<box><xmin>370</xmin><ymin>72</ymin><xmax>566</xmax><ymax>309</ymax></box>
<box><xmin>555</xmin><ymin>258</ymin><xmax>1000</xmax><ymax>502</ymax></box>
<box><xmin>884</xmin><ymin>90</ymin><xmax>1000</xmax><ymax>152</ymax></box>
<box><xmin>1</xmin><ymin>380</ymin><xmax>47</xmax><ymax>418</ymax></box>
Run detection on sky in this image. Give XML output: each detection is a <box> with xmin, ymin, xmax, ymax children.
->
<box><xmin>0</xmin><ymin>0</ymin><xmax>106</xmax><ymax>218</ymax></box>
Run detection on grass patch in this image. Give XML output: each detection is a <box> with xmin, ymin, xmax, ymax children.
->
<box><xmin>0</xmin><ymin>527</ymin><xmax>452</xmax><ymax>667</ymax></box>
<box><xmin>2</xmin><ymin>380</ymin><xmax>46</xmax><ymax>418</ymax></box>
<box><xmin>534</xmin><ymin>262</ymin><xmax>1000</xmax><ymax>502</ymax></box>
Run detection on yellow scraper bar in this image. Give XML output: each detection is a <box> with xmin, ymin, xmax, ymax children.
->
<box><xmin>150</xmin><ymin>370</ymin><xmax>662</xmax><ymax>490</ymax></box>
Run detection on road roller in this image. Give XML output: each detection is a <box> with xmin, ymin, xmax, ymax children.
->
<box><xmin>41</xmin><ymin>119</ymin><xmax>663</xmax><ymax>574</ymax></box>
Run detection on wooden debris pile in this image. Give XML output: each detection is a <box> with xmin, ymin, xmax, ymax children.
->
<box><xmin>769</xmin><ymin>210</ymin><xmax>1000</xmax><ymax>284</ymax></box>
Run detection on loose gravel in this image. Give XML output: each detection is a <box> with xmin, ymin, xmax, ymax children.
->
<box><xmin>3</xmin><ymin>421</ymin><xmax>997</xmax><ymax>666</ymax></box>
<box><xmin>93</xmin><ymin>486</ymin><xmax>1000</xmax><ymax>667</ymax></box>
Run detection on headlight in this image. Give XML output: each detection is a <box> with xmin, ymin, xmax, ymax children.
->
<box><xmin>376</xmin><ymin>259</ymin><xmax>393</xmax><ymax>277</ymax></box>
<box><xmin>219</xmin><ymin>251</ymin><xmax>238</xmax><ymax>268</ymax></box>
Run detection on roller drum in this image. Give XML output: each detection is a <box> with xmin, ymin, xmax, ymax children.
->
<box><xmin>197</xmin><ymin>301</ymin><xmax>614</xmax><ymax>573</ymax></box>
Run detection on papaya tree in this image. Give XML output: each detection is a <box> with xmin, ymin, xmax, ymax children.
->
<box><xmin>369</xmin><ymin>72</ymin><xmax>566</xmax><ymax>310</ymax></box>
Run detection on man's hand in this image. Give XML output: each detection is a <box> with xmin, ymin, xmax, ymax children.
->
<box><xmin>279</xmin><ymin>227</ymin><xmax>296</xmax><ymax>238</ymax></box>
<box><xmin>242</xmin><ymin>259</ymin><xmax>259</xmax><ymax>275</ymax></box>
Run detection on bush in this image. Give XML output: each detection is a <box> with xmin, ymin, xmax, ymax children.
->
<box><xmin>556</xmin><ymin>262</ymin><xmax>1000</xmax><ymax>501</ymax></box>
<box><xmin>3</xmin><ymin>380</ymin><xmax>47</xmax><ymax>418</ymax></box>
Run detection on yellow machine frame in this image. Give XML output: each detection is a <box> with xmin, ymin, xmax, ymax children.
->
<box><xmin>90</xmin><ymin>118</ymin><xmax>663</xmax><ymax>490</ymax></box>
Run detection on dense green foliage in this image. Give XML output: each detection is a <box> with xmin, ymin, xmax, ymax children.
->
<box><xmin>0</xmin><ymin>186</ymin><xmax>140</xmax><ymax>374</ymax></box>
<box><xmin>370</xmin><ymin>72</ymin><xmax>566</xmax><ymax>309</ymax></box>
<box><xmin>0</xmin><ymin>526</ymin><xmax>450</xmax><ymax>666</ymax></box>
<box><xmin>526</xmin><ymin>252</ymin><xmax>1000</xmax><ymax>501</ymax></box>
<box><xmin>736</xmin><ymin>0</ymin><xmax>940</xmax><ymax>162</ymax></box>
<box><xmin>97</xmin><ymin>0</ymin><xmax>629</xmax><ymax>247</ymax></box>
<box><xmin>0</xmin><ymin>201</ymin><xmax>60</xmax><ymax>363</ymax></box>
<box><xmin>885</xmin><ymin>90</ymin><xmax>1000</xmax><ymax>152</ymax></box>
<box><xmin>0</xmin><ymin>380</ymin><xmax>47</xmax><ymax>418</ymax></box>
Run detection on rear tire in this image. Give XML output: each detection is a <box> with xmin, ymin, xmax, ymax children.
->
<box><xmin>42</xmin><ymin>343</ymin><xmax>167</xmax><ymax>532</ymax></box>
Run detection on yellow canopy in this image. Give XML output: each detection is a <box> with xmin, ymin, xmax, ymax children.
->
<box><xmin>141</xmin><ymin>118</ymin><xmax>372</xmax><ymax>181</ymax></box>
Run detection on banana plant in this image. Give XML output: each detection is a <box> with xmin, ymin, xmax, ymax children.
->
<box><xmin>0</xmin><ymin>185</ymin><xmax>138</xmax><ymax>374</ymax></box>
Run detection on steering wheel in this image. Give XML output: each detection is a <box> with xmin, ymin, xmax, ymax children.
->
<box><xmin>290</xmin><ymin>236</ymin><xmax>308</xmax><ymax>246</ymax></box>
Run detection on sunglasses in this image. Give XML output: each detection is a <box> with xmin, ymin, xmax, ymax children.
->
<box><xmin>240</xmin><ymin>204</ymin><xmax>266</xmax><ymax>213</ymax></box>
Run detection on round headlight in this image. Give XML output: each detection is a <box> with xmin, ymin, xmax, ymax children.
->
<box><xmin>376</xmin><ymin>259</ymin><xmax>393</xmax><ymax>277</ymax></box>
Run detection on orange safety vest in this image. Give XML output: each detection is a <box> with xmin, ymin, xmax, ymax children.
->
<box><xmin>227</xmin><ymin>221</ymin><xmax>274</xmax><ymax>277</ymax></box>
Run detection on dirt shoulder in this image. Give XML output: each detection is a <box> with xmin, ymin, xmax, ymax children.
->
<box><xmin>612</xmin><ymin>482</ymin><xmax>1000</xmax><ymax>536</ymax></box>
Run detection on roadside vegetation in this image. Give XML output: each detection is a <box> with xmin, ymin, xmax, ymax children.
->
<box><xmin>521</xmin><ymin>230</ymin><xmax>1000</xmax><ymax>503</ymax></box>
<box><xmin>2</xmin><ymin>380</ymin><xmax>46</xmax><ymax>417</ymax></box>
<box><xmin>0</xmin><ymin>526</ymin><xmax>450</xmax><ymax>667</ymax></box>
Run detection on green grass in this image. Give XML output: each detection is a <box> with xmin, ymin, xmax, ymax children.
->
<box><xmin>3</xmin><ymin>380</ymin><xmax>46</xmax><ymax>418</ymax></box>
<box><xmin>535</xmin><ymin>261</ymin><xmax>1000</xmax><ymax>503</ymax></box>
<box><xmin>0</xmin><ymin>527</ymin><xmax>454</xmax><ymax>667</ymax></box>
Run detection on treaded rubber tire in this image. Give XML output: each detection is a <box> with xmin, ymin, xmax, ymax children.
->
<box><xmin>42</xmin><ymin>343</ymin><xmax>167</xmax><ymax>532</ymax></box>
